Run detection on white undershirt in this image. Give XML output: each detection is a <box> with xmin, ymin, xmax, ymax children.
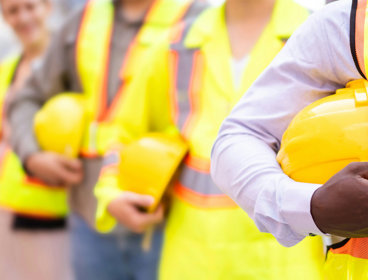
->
<box><xmin>230</xmin><ymin>55</ymin><xmax>249</xmax><ymax>90</ymax></box>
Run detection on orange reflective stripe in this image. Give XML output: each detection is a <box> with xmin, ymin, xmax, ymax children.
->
<box><xmin>330</xmin><ymin>238</ymin><xmax>368</xmax><ymax>260</ymax></box>
<box><xmin>0</xmin><ymin>145</ymin><xmax>10</xmax><ymax>178</ymax></box>
<box><xmin>79</xmin><ymin>150</ymin><xmax>100</xmax><ymax>158</ymax></box>
<box><xmin>181</xmin><ymin>51</ymin><xmax>204</xmax><ymax>139</ymax></box>
<box><xmin>103</xmin><ymin>83</ymin><xmax>125</xmax><ymax>122</ymax></box>
<box><xmin>23</xmin><ymin>176</ymin><xmax>65</xmax><ymax>190</ymax></box>
<box><xmin>184</xmin><ymin>155</ymin><xmax>210</xmax><ymax>173</ymax></box>
<box><xmin>351</xmin><ymin>0</ymin><xmax>367</xmax><ymax>78</ymax></box>
<box><xmin>96</xmin><ymin>46</ymin><xmax>111</xmax><ymax>122</ymax></box>
<box><xmin>174</xmin><ymin>182</ymin><xmax>237</xmax><ymax>208</ymax></box>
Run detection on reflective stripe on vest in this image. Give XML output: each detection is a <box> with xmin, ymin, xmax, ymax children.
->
<box><xmin>169</xmin><ymin>23</ymin><xmax>237</xmax><ymax>208</ymax></box>
<box><xmin>77</xmin><ymin>0</ymin><xmax>194</xmax><ymax>157</ymax></box>
<box><xmin>325</xmin><ymin>238</ymin><xmax>368</xmax><ymax>279</ymax></box>
<box><xmin>0</xmin><ymin>57</ymin><xmax>68</xmax><ymax>218</ymax></box>
<box><xmin>330</xmin><ymin>238</ymin><xmax>368</xmax><ymax>260</ymax></box>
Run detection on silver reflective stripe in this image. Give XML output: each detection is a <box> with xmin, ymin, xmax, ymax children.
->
<box><xmin>179</xmin><ymin>164</ymin><xmax>225</xmax><ymax>196</ymax></box>
<box><xmin>170</xmin><ymin>22</ymin><xmax>199</xmax><ymax>131</ymax></box>
<box><xmin>88</xmin><ymin>121</ymin><xmax>98</xmax><ymax>153</ymax></box>
<box><xmin>170</xmin><ymin>22</ymin><xmax>224</xmax><ymax>197</ymax></box>
<box><xmin>102</xmin><ymin>152</ymin><xmax>119</xmax><ymax>167</ymax></box>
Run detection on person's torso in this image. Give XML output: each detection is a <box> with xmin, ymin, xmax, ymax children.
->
<box><xmin>159</xmin><ymin>3</ymin><xmax>325</xmax><ymax>280</ymax></box>
<box><xmin>68</xmin><ymin>0</ymin><xmax>207</xmax><ymax>225</ymax></box>
<box><xmin>169</xmin><ymin>1</ymin><xmax>309</xmax><ymax>208</ymax></box>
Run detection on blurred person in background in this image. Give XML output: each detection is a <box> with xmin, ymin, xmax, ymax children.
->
<box><xmin>7</xmin><ymin>0</ymin><xmax>206</xmax><ymax>279</ymax></box>
<box><xmin>95</xmin><ymin>0</ymin><xmax>325</xmax><ymax>279</ymax></box>
<box><xmin>0</xmin><ymin>0</ymin><xmax>73</xmax><ymax>279</ymax></box>
<box><xmin>60</xmin><ymin>0</ymin><xmax>87</xmax><ymax>13</ymax></box>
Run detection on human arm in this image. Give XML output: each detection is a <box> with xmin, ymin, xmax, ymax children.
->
<box><xmin>7</xmin><ymin>11</ymin><xmax>84</xmax><ymax>185</ymax></box>
<box><xmin>211</xmin><ymin>1</ymin><xmax>362</xmax><ymax>247</ymax></box>
<box><xmin>94</xmin><ymin>42</ymin><xmax>173</xmax><ymax>232</ymax></box>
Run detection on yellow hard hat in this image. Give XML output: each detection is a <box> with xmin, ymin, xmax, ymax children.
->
<box><xmin>119</xmin><ymin>133</ymin><xmax>188</xmax><ymax>212</ymax></box>
<box><xmin>34</xmin><ymin>93</ymin><xmax>86</xmax><ymax>158</ymax></box>
<box><xmin>277</xmin><ymin>79</ymin><xmax>368</xmax><ymax>184</ymax></box>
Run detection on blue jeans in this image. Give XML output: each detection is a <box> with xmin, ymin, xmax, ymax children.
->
<box><xmin>70</xmin><ymin>214</ymin><xmax>163</xmax><ymax>280</ymax></box>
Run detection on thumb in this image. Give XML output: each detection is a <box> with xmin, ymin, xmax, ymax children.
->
<box><xmin>125</xmin><ymin>191</ymin><xmax>155</xmax><ymax>208</ymax></box>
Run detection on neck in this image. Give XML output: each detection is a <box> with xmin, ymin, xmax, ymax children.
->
<box><xmin>225</xmin><ymin>0</ymin><xmax>277</xmax><ymax>59</ymax></box>
<box><xmin>120</xmin><ymin>0</ymin><xmax>155</xmax><ymax>22</ymax></box>
<box><xmin>23</xmin><ymin>33</ymin><xmax>49</xmax><ymax>62</ymax></box>
<box><xmin>226</xmin><ymin>0</ymin><xmax>276</xmax><ymax>22</ymax></box>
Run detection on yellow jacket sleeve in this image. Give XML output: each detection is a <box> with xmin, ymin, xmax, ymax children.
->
<box><xmin>94</xmin><ymin>40</ymin><xmax>173</xmax><ymax>233</ymax></box>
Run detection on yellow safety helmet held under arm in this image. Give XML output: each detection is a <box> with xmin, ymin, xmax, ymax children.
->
<box><xmin>34</xmin><ymin>93</ymin><xmax>86</xmax><ymax>158</ymax></box>
<box><xmin>119</xmin><ymin>133</ymin><xmax>188</xmax><ymax>213</ymax></box>
<box><xmin>277</xmin><ymin>79</ymin><xmax>368</xmax><ymax>184</ymax></box>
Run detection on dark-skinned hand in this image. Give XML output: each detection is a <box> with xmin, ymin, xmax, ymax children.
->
<box><xmin>311</xmin><ymin>162</ymin><xmax>368</xmax><ymax>237</ymax></box>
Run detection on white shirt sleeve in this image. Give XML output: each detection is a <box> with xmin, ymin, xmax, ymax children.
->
<box><xmin>211</xmin><ymin>0</ymin><xmax>361</xmax><ymax>247</ymax></box>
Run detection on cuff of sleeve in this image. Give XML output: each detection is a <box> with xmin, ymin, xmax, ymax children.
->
<box><xmin>94</xmin><ymin>177</ymin><xmax>122</xmax><ymax>234</ymax></box>
<box><xmin>280</xmin><ymin>179</ymin><xmax>324</xmax><ymax>237</ymax></box>
<box><xmin>16</xmin><ymin>133</ymin><xmax>41</xmax><ymax>166</ymax></box>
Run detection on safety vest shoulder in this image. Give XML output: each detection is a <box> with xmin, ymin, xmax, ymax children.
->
<box><xmin>76</xmin><ymin>0</ymin><xmax>198</xmax><ymax>157</ymax></box>
<box><xmin>172</xmin><ymin>0</ymin><xmax>309</xmax><ymax>49</ymax></box>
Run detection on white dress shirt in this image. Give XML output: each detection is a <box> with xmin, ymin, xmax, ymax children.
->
<box><xmin>211</xmin><ymin>0</ymin><xmax>361</xmax><ymax>247</ymax></box>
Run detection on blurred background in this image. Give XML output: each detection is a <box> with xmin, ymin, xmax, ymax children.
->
<box><xmin>0</xmin><ymin>0</ymin><xmax>329</xmax><ymax>61</ymax></box>
<box><xmin>0</xmin><ymin>0</ymin><xmax>86</xmax><ymax>59</ymax></box>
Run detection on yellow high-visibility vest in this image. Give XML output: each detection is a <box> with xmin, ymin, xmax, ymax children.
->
<box><xmin>76</xmin><ymin>0</ymin><xmax>196</xmax><ymax>158</ymax></box>
<box><xmin>323</xmin><ymin>0</ymin><xmax>368</xmax><ymax>278</ymax></box>
<box><xmin>95</xmin><ymin>1</ymin><xmax>325</xmax><ymax>279</ymax></box>
<box><xmin>0</xmin><ymin>56</ymin><xmax>68</xmax><ymax>218</ymax></box>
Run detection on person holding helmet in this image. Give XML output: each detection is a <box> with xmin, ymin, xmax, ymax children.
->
<box><xmin>7</xmin><ymin>0</ymin><xmax>206</xmax><ymax>279</ymax></box>
<box><xmin>0</xmin><ymin>0</ymin><xmax>74</xmax><ymax>279</ymax></box>
<box><xmin>211</xmin><ymin>0</ymin><xmax>368</xmax><ymax>278</ymax></box>
<box><xmin>95</xmin><ymin>0</ymin><xmax>325</xmax><ymax>279</ymax></box>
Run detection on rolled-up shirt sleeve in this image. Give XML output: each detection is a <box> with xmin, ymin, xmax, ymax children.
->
<box><xmin>211</xmin><ymin>0</ymin><xmax>361</xmax><ymax>247</ymax></box>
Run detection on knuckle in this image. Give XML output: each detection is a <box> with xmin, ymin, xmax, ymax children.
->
<box><xmin>347</xmin><ymin>162</ymin><xmax>360</xmax><ymax>173</ymax></box>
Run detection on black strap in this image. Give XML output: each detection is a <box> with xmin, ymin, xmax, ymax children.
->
<box><xmin>350</xmin><ymin>0</ymin><xmax>366</xmax><ymax>79</ymax></box>
<box><xmin>12</xmin><ymin>214</ymin><xmax>67</xmax><ymax>231</ymax></box>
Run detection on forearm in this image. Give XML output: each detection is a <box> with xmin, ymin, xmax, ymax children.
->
<box><xmin>211</xmin><ymin>133</ymin><xmax>322</xmax><ymax>246</ymax></box>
